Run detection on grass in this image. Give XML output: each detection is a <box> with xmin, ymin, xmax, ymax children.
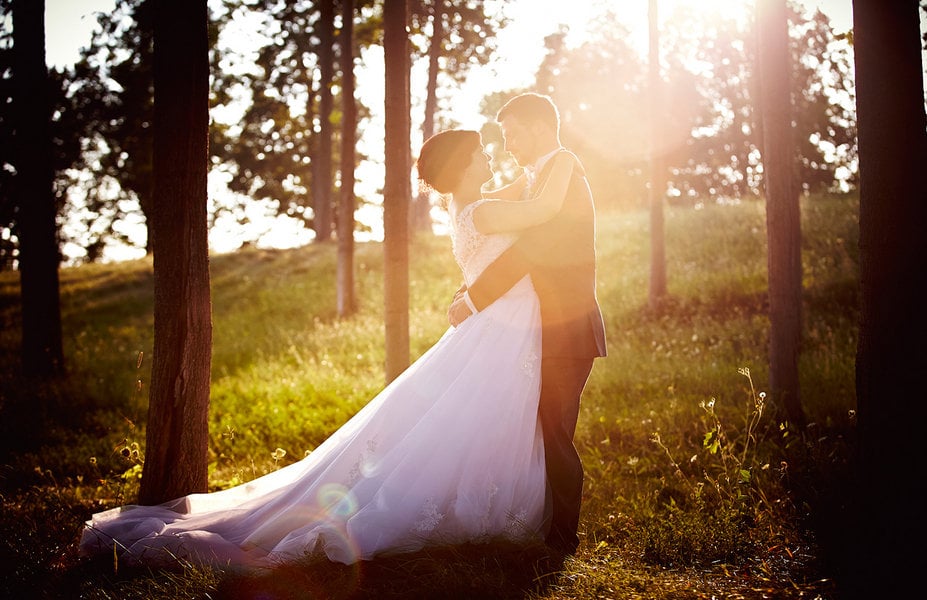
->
<box><xmin>0</xmin><ymin>194</ymin><xmax>857</xmax><ymax>598</ymax></box>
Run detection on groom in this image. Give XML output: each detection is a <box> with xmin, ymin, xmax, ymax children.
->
<box><xmin>448</xmin><ymin>93</ymin><xmax>607</xmax><ymax>555</ymax></box>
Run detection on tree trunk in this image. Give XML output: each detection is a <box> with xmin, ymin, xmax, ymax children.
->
<box><xmin>853</xmin><ymin>0</ymin><xmax>927</xmax><ymax>594</ymax></box>
<box><xmin>647</xmin><ymin>0</ymin><xmax>667</xmax><ymax>309</ymax></box>
<box><xmin>383</xmin><ymin>0</ymin><xmax>411</xmax><ymax>382</ymax></box>
<box><xmin>139</xmin><ymin>0</ymin><xmax>211</xmax><ymax>506</ymax></box>
<box><xmin>757</xmin><ymin>0</ymin><xmax>803</xmax><ymax>426</ymax></box>
<box><xmin>337</xmin><ymin>0</ymin><xmax>357</xmax><ymax>317</ymax></box>
<box><xmin>314</xmin><ymin>0</ymin><xmax>335</xmax><ymax>242</ymax></box>
<box><xmin>12</xmin><ymin>0</ymin><xmax>64</xmax><ymax>378</ymax></box>
<box><xmin>307</xmin><ymin>77</ymin><xmax>319</xmax><ymax>229</ymax></box>
<box><xmin>411</xmin><ymin>0</ymin><xmax>445</xmax><ymax>234</ymax></box>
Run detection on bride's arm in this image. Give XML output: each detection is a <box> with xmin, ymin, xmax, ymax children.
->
<box><xmin>483</xmin><ymin>174</ymin><xmax>528</xmax><ymax>201</ymax></box>
<box><xmin>471</xmin><ymin>152</ymin><xmax>576</xmax><ymax>235</ymax></box>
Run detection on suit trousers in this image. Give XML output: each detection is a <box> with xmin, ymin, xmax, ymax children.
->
<box><xmin>539</xmin><ymin>356</ymin><xmax>595</xmax><ymax>553</ymax></box>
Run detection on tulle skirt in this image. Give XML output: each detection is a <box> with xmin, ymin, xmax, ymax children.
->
<box><xmin>80</xmin><ymin>277</ymin><xmax>546</xmax><ymax>567</ymax></box>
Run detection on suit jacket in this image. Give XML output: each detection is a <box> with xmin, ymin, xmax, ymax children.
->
<box><xmin>467</xmin><ymin>150</ymin><xmax>607</xmax><ymax>359</ymax></box>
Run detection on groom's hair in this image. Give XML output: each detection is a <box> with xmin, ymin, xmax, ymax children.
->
<box><xmin>496</xmin><ymin>93</ymin><xmax>560</xmax><ymax>132</ymax></box>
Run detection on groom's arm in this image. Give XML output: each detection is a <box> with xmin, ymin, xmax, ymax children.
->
<box><xmin>448</xmin><ymin>242</ymin><xmax>531</xmax><ymax>326</ymax></box>
<box><xmin>468</xmin><ymin>243</ymin><xmax>531</xmax><ymax>310</ymax></box>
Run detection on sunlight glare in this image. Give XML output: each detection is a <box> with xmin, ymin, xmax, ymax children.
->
<box><xmin>652</xmin><ymin>0</ymin><xmax>755</xmax><ymax>32</ymax></box>
<box><xmin>677</xmin><ymin>0</ymin><xmax>753</xmax><ymax>18</ymax></box>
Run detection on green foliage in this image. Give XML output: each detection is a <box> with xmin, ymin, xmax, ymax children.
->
<box><xmin>0</xmin><ymin>196</ymin><xmax>855</xmax><ymax>597</ymax></box>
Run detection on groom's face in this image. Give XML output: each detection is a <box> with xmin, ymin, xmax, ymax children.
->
<box><xmin>500</xmin><ymin>117</ymin><xmax>541</xmax><ymax>167</ymax></box>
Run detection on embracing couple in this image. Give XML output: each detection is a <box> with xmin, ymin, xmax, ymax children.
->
<box><xmin>80</xmin><ymin>93</ymin><xmax>607</xmax><ymax>567</ymax></box>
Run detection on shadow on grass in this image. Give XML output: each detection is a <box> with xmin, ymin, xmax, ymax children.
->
<box><xmin>215</xmin><ymin>542</ymin><xmax>562</xmax><ymax>600</ymax></box>
<box><xmin>35</xmin><ymin>540</ymin><xmax>564</xmax><ymax>600</ymax></box>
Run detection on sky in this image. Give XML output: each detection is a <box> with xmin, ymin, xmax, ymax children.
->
<box><xmin>41</xmin><ymin>0</ymin><xmax>859</xmax><ymax>261</ymax></box>
<box><xmin>44</xmin><ymin>0</ymin><xmax>855</xmax><ymax>69</ymax></box>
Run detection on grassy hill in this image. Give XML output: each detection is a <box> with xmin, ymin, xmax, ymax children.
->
<box><xmin>0</xmin><ymin>195</ymin><xmax>858</xmax><ymax>598</ymax></box>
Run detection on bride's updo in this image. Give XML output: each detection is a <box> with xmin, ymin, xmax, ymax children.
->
<box><xmin>416</xmin><ymin>129</ymin><xmax>481</xmax><ymax>195</ymax></box>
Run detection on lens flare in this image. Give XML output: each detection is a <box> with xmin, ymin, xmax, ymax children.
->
<box><xmin>359</xmin><ymin>456</ymin><xmax>381</xmax><ymax>479</ymax></box>
<box><xmin>317</xmin><ymin>483</ymin><xmax>359</xmax><ymax>519</ymax></box>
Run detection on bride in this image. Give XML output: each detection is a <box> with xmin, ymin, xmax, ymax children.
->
<box><xmin>79</xmin><ymin>129</ymin><xmax>579</xmax><ymax>567</ymax></box>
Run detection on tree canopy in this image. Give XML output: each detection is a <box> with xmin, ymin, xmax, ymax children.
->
<box><xmin>0</xmin><ymin>0</ymin><xmax>859</xmax><ymax>265</ymax></box>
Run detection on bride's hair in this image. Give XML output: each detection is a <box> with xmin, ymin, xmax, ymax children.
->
<box><xmin>416</xmin><ymin>129</ymin><xmax>481</xmax><ymax>197</ymax></box>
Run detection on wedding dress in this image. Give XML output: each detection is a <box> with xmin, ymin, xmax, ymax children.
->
<box><xmin>79</xmin><ymin>199</ymin><xmax>547</xmax><ymax>567</ymax></box>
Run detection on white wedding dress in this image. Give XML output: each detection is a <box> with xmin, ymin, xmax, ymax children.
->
<box><xmin>80</xmin><ymin>200</ymin><xmax>547</xmax><ymax>567</ymax></box>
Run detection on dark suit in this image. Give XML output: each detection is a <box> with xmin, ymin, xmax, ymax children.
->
<box><xmin>466</xmin><ymin>149</ymin><xmax>607</xmax><ymax>552</ymax></box>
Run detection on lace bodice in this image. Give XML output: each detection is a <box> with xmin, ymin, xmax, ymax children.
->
<box><xmin>451</xmin><ymin>200</ymin><xmax>516</xmax><ymax>285</ymax></box>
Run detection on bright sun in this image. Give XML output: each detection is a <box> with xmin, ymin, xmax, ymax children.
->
<box><xmin>655</xmin><ymin>0</ymin><xmax>754</xmax><ymax>24</ymax></box>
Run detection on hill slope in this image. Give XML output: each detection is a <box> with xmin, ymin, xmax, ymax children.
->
<box><xmin>0</xmin><ymin>196</ymin><xmax>858</xmax><ymax>598</ymax></box>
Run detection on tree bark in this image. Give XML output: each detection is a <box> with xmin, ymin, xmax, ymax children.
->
<box><xmin>139</xmin><ymin>0</ymin><xmax>211</xmax><ymax>506</ymax></box>
<box><xmin>757</xmin><ymin>0</ymin><xmax>803</xmax><ymax>426</ymax></box>
<box><xmin>12</xmin><ymin>0</ymin><xmax>64</xmax><ymax>378</ymax></box>
<box><xmin>383</xmin><ymin>0</ymin><xmax>411</xmax><ymax>382</ymax></box>
<box><xmin>648</xmin><ymin>0</ymin><xmax>667</xmax><ymax>309</ymax></box>
<box><xmin>337</xmin><ymin>0</ymin><xmax>357</xmax><ymax>317</ymax></box>
<box><xmin>853</xmin><ymin>0</ymin><xmax>927</xmax><ymax>594</ymax></box>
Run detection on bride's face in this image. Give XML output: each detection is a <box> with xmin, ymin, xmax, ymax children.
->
<box><xmin>463</xmin><ymin>146</ymin><xmax>493</xmax><ymax>187</ymax></box>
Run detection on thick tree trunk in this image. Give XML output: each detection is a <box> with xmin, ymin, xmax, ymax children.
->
<box><xmin>139</xmin><ymin>0</ymin><xmax>211</xmax><ymax>506</ymax></box>
<box><xmin>12</xmin><ymin>0</ymin><xmax>64</xmax><ymax>378</ymax></box>
<box><xmin>383</xmin><ymin>0</ymin><xmax>411</xmax><ymax>382</ymax></box>
<box><xmin>337</xmin><ymin>0</ymin><xmax>357</xmax><ymax>317</ymax></box>
<box><xmin>757</xmin><ymin>0</ymin><xmax>803</xmax><ymax>426</ymax></box>
<box><xmin>853</xmin><ymin>0</ymin><xmax>927</xmax><ymax>595</ymax></box>
<box><xmin>648</xmin><ymin>0</ymin><xmax>667</xmax><ymax>308</ymax></box>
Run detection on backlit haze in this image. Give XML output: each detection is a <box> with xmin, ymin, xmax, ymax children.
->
<box><xmin>45</xmin><ymin>0</ymin><xmax>856</xmax><ymax>262</ymax></box>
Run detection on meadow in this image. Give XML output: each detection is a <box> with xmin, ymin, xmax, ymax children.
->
<box><xmin>0</xmin><ymin>195</ymin><xmax>858</xmax><ymax>598</ymax></box>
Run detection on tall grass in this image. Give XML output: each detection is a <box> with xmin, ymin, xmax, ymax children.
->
<box><xmin>0</xmin><ymin>194</ymin><xmax>856</xmax><ymax>598</ymax></box>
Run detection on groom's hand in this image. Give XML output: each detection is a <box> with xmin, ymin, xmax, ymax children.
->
<box><xmin>448</xmin><ymin>295</ymin><xmax>473</xmax><ymax>327</ymax></box>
